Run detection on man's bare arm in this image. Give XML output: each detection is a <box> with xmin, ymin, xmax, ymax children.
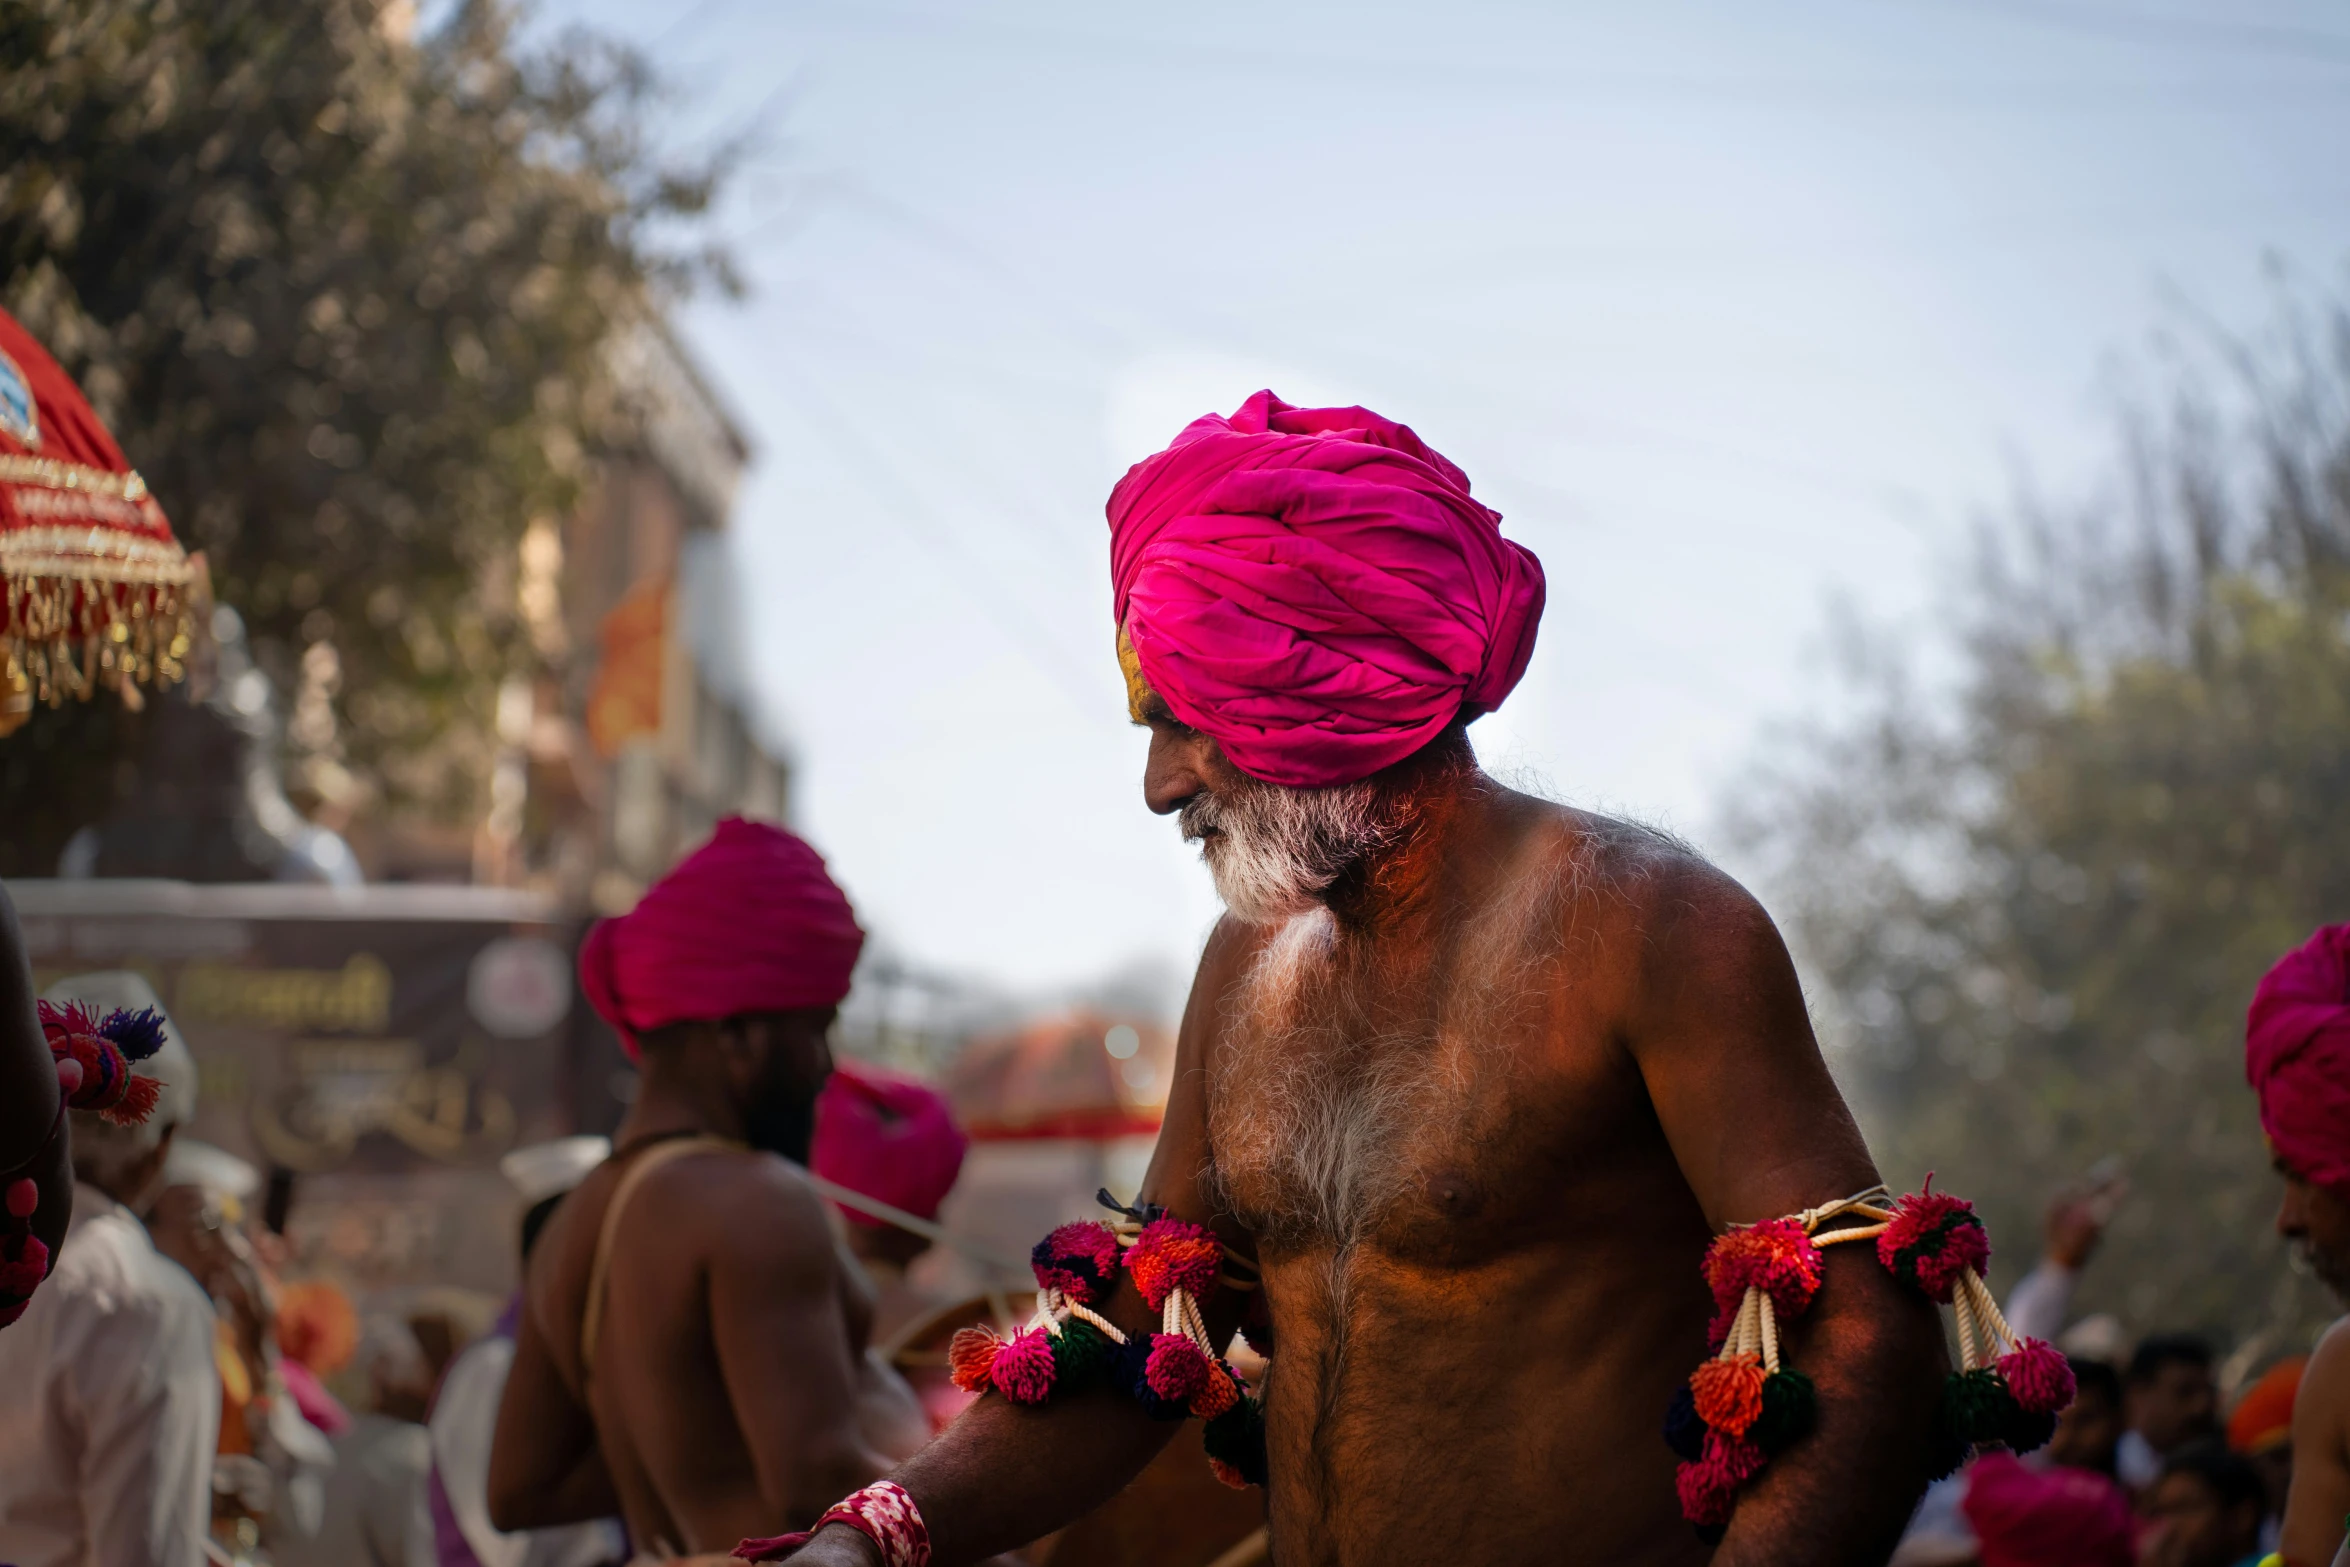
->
<box><xmin>1629</xmin><ymin>859</ymin><xmax>1947</xmax><ymax>1567</ymax></box>
<box><xmin>2283</xmin><ymin>1316</ymin><xmax>2350</xmax><ymax>1567</ymax></box>
<box><xmin>487</xmin><ymin>1285</ymin><xmax>619</xmax><ymax>1529</ymax></box>
<box><xmin>791</xmin><ymin>919</ymin><xmax>1262</xmax><ymax>1567</ymax></box>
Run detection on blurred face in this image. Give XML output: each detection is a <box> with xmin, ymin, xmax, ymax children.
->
<box><xmin>2129</xmin><ymin>1361</ymin><xmax>2219</xmax><ymax>1454</ymax></box>
<box><xmin>2138</xmin><ymin>1472</ymin><xmax>2262</xmax><ymax>1567</ymax></box>
<box><xmin>2047</xmin><ymin>1384</ymin><xmax>2123</xmax><ymax>1475</ymax></box>
<box><xmin>2275</xmin><ymin>1163</ymin><xmax>2350</xmax><ymax>1301</ymax></box>
<box><xmin>730</xmin><ymin>1008</ymin><xmax>836</xmax><ymax>1165</ymax></box>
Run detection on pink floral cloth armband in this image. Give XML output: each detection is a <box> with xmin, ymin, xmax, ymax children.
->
<box><xmin>733</xmin><ymin>1480</ymin><xmax>930</xmax><ymax>1566</ymax></box>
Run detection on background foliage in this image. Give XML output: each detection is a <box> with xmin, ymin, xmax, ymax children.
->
<box><xmin>1730</xmin><ymin>288</ymin><xmax>2350</xmax><ymax>1360</ymax></box>
<box><xmin>0</xmin><ymin>0</ymin><xmax>733</xmax><ymax>869</ymax></box>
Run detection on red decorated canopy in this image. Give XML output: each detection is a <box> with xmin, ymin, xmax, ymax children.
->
<box><xmin>0</xmin><ymin>306</ymin><xmax>199</xmax><ymax>733</ymax></box>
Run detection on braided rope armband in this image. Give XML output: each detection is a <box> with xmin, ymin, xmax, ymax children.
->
<box><xmin>1667</xmin><ymin>1182</ymin><xmax>2077</xmax><ymax>1540</ymax></box>
<box><xmin>948</xmin><ymin>1193</ymin><xmax>1268</xmax><ymax>1490</ymax></box>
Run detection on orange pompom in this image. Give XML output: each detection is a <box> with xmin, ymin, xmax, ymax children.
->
<box><xmin>1207</xmin><ymin>1457</ymin><xmax>1250</xmax><ymax>1490</ymax></box>
<box><xmin>276</xmin><ymin>1280</ymin><xmax>361</xmax><ymax>1376</ymax></box>
<box><xmin>1190</xmin><ymin>1365</ymin><xmax>1240</xmax><ymax>1420</ymax></box>
<box><xmin>1691</xmin><ymin>1353</ymin><xmax>1766</xmax><ymax>1439</ymax></box>
<box><xmin>948</xmin><ymin>1325</ymin><xmax>1003</xmax><ymax>1394</ymax></box>
<box><xmin>101</xmin><ymin>1072</ymin><xmax>162</xmax><ymax>1127</ymax></box>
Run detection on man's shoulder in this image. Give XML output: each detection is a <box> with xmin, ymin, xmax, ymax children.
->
<box><xmin>1503</xmin><ymin>795</ymin><xmax>1761</xmax><ymax>930</ymax></box>
<box><xmin>2307</xmin><ymin>1314</ymin><xmax>2350</xmax><ymax>1396</ymax></box>
<box><xmin>52</xmin><ymin>1203</ymin><xmax>211</xmax><ymax>1326</ymax></box>
<box><xmin>633</xmin><ymin>1144</ymin><xmax>834</xmax><ymax>1246</ymax></box>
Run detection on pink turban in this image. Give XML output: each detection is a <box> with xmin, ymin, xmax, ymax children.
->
<box><xmin>2245</xmin><ymin>922</ymin><xmax>2350</xmax><ymax>1196</ymax></box>
<box><xmin>579</xmin><ymin>818</ymin><xmax>864</xmax><ymax>1059</ymax></box>
<box><xmin>1107</xmin><ymin>390</ymin><xmax>1545</xmax><ymax>788</ymax></box>
<box><xmin>812</xmin><ymin>1061</ymin><xmax>969</xmax><ymax>1227</ymax></box>
<box><xmin>1961</xmin><ymin>1453</ymin><xmax>2135</xmax><ymax>1567</ymax></box>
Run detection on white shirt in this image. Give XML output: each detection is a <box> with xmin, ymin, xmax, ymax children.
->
<box><xmin>0</xmin><ymin>1183</ymin><xmax>220</xmax><ymax>1567</ymax></box>
<box><xmin>273</xmin><ymin>1414</ymin><xmax>436</xmax><ymax>1567</ymax></box>
<box><xmin>428</xmin><ymin>1334</ymin><xmax>623</xmax><ymax>1567</ymax></box>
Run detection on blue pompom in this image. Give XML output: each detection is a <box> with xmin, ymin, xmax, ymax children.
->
<box><xmin>98</xmin><ymin>1007</ymin><xmax>168</xmax><ymax>1063</ymax></box>
<box><xmin>1664</xmin><ymin>1382</ymin><xmax>1707</xmax><ymax>1462</ymax></box>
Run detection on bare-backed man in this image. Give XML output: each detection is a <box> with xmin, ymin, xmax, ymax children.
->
<box><xmin>765</xmin><ymin>394</ymin><xmax>1947</xmax><ymax>1567</ymax></box>
<box><xmin>488</xmin><ymin>819</ymin><xmax>930</xmax><ymax>1555</ymax></box>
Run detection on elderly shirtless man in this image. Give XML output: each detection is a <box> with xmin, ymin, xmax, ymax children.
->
<box><xmin>488</xmin><ymin>820</ymin><xmax>932</xmax><ymax>1555</ymax></box>
<box><xmin>762</xmin><ymin>393</ymin><xmax>1946</xmax><ymax>1567</ymax></box>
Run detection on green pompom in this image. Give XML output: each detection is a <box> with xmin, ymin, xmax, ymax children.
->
<box><xmin>1049</xmin><ymin>1318</ymin><xmax>1115</xmax><ymax>1386</ymax></box>
<box><xmin>1940</xmin><ymin>1367</ymin><xmax>2018</xmax><ymax>1449</ymax></box>
<box><xmin>1750</xmin><ymin>1368</ymin><xmax>1817</xmax><ymax>1455</ymax></box>
<box><xmin>1202</xmin><ymin>1391</ymin><xmax>1268</xmax><ymax>1487</ymax></box>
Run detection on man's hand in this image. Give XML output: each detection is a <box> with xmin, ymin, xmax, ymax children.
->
<box><xmin>2043</xmin><ymin>1174</ymin><xmax>2123</xmax><ymax>1271</ymax></box>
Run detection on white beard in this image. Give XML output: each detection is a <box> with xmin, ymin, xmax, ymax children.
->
<box><xmin>1180</xmin><ymin>774</ymin><xmax>1401</xmax><ymax>925</ymax></box>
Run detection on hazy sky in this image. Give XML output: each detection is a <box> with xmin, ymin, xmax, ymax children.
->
<box><xmin>530</xmin><ymin>0</ymin><xmax>2350</xmax><ymax>999</ymax></box>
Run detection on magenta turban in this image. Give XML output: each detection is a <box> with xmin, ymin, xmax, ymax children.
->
<box><xmin>1961</xmin><ymin>1453</ymin><xmax>2135</xmax><ymax>1567</ymax></box>
<box><xmin>579</xmin><ymin>817</ymin><xmax>864</xmax><ymax>1059</ymax></box>
<box><xmin>1107</xmin><ymin>390</ymin><xmax>1545</xmax><ymax>788</ymax></box>
<box><xmin>812</xmin><ymin>1061</ymin><xmax>969</xmax><ymax>1227</ymax></box>
<box><xmin>2245</xmin><ymin>922</ymin><xmax>2350</xmax><ymax>1196</ymax></box>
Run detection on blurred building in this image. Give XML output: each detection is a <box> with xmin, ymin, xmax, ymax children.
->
<box><xmin>480</xmin><ymin>321</ymin><xmax>790</xmax><ymax>909</ymax></box>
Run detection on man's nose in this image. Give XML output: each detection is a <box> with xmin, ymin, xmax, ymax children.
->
<box><xmin>2277</xmin><ymin>1185</ymin><xmax>2308</xmax><ymax>1239</ymax></box>
<box><xmin>1143</xmin><ymin>729</ymin><xmax>1203</xmax><ymax>817</ymax></box>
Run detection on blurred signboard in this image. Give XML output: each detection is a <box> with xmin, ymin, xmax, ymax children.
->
<box><xmin>9</xmin><ymin>879</ymin><xmax>599</xmax><ymax>1301</ymax></box>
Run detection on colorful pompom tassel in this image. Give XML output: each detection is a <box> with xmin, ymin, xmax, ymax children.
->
<box><xmin>0</xmin><ymin>1234</ymin><xmax>48</xmax><ymax>1296</ymax></box>
<box><xmin>948</xmin><ymin>1325</ymin><xmax>1002</xmax><ymax>1394</ymax></box>
<box><xmin>989</xmin><ymin>1327</ymin><xmax>1060</xmax><ymax>1404</ymax></box>
<box><xmin>1875</xmin><ymin>1182</ymin><xmax>1991</xmax><ymax>1305</ymax></box>
<box><xmin>1996</xmin><ymin>1337</ymin><xmax>2075</xmax><ymax>1415</ymax></box>
<box><xmin>1690</xmin><ymin>1353</ymin><xmax>1766</xmax><ymax>1438</ymax></box>
<box><xmin>1750</xmin><ymin>1368</ymin><xmax>1816</xmax><ymax>1456</ymax></box>
<box><xmin>1124</xmin><ymin>1217</ymin><xmax>1222</xmax><ymax>1311</ymax></box>
<box><xmin>1202</xmin><ymin>1385</ymin><xmax>1268</xmax><ymax>1488</ymax></box>
<box><xmin>1664</xmin><ymin>1383</ymin><xmax>1707</xmax><ymax>1462</ymax></box>
<box><xmin>39</xmin><ymin>1000</ymin><xmax>171</xmax><ymax>1127</ymax></box>
<box><xmin>1031</xmin><ymin>1221</ymin><xmax>1122</xmax><ymax>1304</ymax></box>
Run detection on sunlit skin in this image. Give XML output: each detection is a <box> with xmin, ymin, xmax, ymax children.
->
<box><xmin>487</xmin><ymin>1010</ymin><xmax>932</xmax><ymax>1556</ymax></box>
<box><xmin>2275</xmin><ymin>1160</ymin><xmax>2350</xmax><ymax>1567</ymax></box>
<box><xmin>790</xmin><ymin>697</ymin><xmax>1945</xmax><ymax>1567</ymax></box>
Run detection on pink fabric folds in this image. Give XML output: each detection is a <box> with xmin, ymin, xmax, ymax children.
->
<box><xmin>1107</xmin><ymin>390</ymin><xmax>1545</xmax><ymax>788</ymax></box>
<box><xmin>811</xmin><ymin>1061</ymin><xmax>968</xmax><ymax>1227</ymax></box>
<box><xmin>1961</xmin><ymin>1453</ymin><xmax>2135</xmax><ymax>1567</ymax></box>
<box><xmin>579</xmin><ymin>818</ymin><xmax>864</xmax><ymax>1059</ymax></box>
<box><xmin>2245</xmin><ymin>922</ymin><xmax>2350</xmax><ymax>1196</ymax></box>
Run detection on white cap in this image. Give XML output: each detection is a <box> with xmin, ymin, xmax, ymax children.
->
<box><xmin>163</xmin><ymin>1138</ymin><xmax>259</xmax><ymax>1200</ymax></box>
<box><xmin>43</xmin><ymin>970</ymin><xmax>198</xmax><ymax>1130</ymax></box>
<box><xmin>497</xmin><ymin>1135</ymin><xmax>609</xmax><ymax>1204</ymax></box>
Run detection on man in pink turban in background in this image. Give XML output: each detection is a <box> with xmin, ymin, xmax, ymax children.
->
<box><xmin>2244</xmin><ymin>923</ymin><xmax>2350</xmax><ymax>1567</ymax></box>
<box><xmin>814</xmin><ymin>1062</ymin><xmax>970</xmax><ymax>1344</ymax></box>
<box><xmin>773</xmin><ymin>394</ymin><xmax>1944</xmax><ymax>1567</ymax></box>
<box><xmin>487</xmin><ymin>819</ymin><xmax>948</xmax><ymax>1558</ymax></box>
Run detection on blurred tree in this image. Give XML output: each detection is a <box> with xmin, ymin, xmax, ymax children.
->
<box><xmin>1729</xmin><ymin>287</ymin><xmax>2350</xmax><ymax>1357</ymax></box>
<box><xmin>0</xmin><ymin>0</ymin><xmax>735</xmax><ymax>872</ymax></box>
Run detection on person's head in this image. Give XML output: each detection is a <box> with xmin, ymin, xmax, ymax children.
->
<box><xmin>635</xmin><ymin>1009</ymin><xmax>837</xmax><ymax>1164</ymax></box>
<box><xmin>1107</xmin><ymin>392</ymin><xmax>1545</xmax><ymax>924</ymax></box>
<box><xmin>811</xmin><ymin>1061</ymin><xmax>968</xmax><ymax>1269</ymax></box>
<box><xmin>578</xmin><ymin>818</ymin><xmax>863</xmax><ymax>1152</ymax></box>
<box><xmin>1961</xmin><ymin>1450</ymin><xmax>2135</xmax><ymax>1567</ymax></box>
<box><xmin>2139</xmin><ymin>1440</ymin><xmax>2267</xmax><ymax>1567</ymax></box>
<box><xmin>2225</xmin><ymin>1355</ymin><xmax>2304</xmax><ymax>1521</ymax></box>
<box><xmin>2127</xmin><ymin>1335</ymin><xmax>2219</xmax><ymax>1454</ymax></box>
<box><xmin>2244</xmin><ymin>922</ymin><xmax>2350</xmax><ymax>1301</ymax></box>
<box><xmin>498</xmin><ymin>1135</ymin><xmax>610</xmax><ymax>1263</ymax></box>
<box><xmin>355</xmin><ymin>1314</ymin><xmax>434</xmax><ymax>1424</ymax></box>
<box><xmin>2047</xmin><ymin>1356</ymin><xmax>2125</xmax><ymax>1475</ymax></box>
<box><xmin>44</xmin><ymin>972</ymin><xmax>197</xmax><ymax>1211</ymax></box>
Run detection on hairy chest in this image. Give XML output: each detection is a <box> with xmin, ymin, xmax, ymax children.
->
<box><xmin>1202</xmin><ymin>910</ymin><xmax>1643</xmax><ymax>1262</ymax></box>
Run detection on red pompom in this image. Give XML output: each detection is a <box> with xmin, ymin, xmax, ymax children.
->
<box><xmin>1032</xmin><ymin>1221</ymin><xmax>1123</xmax><ymax>1304</ymax></box>
<box><xmin>990</xmin><ymin>1327</ymin><xmax>1060</xmax><ymax>1404</ymax></box>
<box><xmin>1677</xmin><ymin>1424</ymin><xmax>1771</xmax><ymax>1523</ymax></box>
<box><xmin>1997</xmin><ymin>1337</ymin><xmax>2076</xmax><ymax>1415</ymax></box>
<box><xmin>52</xmin><ymin>1057</ymin><xmax>82</xmax><ymax>1096</ymax></box>
<box><xmin>948</xmin><ymin>1326</ymin><xmax>1002</xmax><ymax>1393</ymax></box>
<box><xmin>1691</xmin><ymin>1353</ymin><xmax>1766</xmax><ymax>1438</ymax></box>
<box><xmin>0</xmin><ymin>1236</ymin><xmax>50</xmax><ymax>1295</ymax></box>
<box><xmin>101</xmin><ymin>1072</ymin><xmax>162</xmax><ymax>1128</ymax></box>
<box><xmin>1125</xmin><ymin>1217</ymin><xmax>1222</xmax><ymax>1309</ymax></box>
<box><xmin>1703</xmin><ymin>1219</ymin><xmax>1823</xmax><ymax>1320</ymax></box>
<box><xmin>1143</xmin><ymin>1333</ymin><xmax>1212</xmax><ymax>1404</ymax></box>
<box><xmin>1877</xmin><ymin>1185</ymin><xmax>1990</xmax><ymax>1304</ymax></box>
<box><xmin>1207</xmin><ymin>1457</ymin><xmax>1249</xmax><ymax>1490</ymax></box>
<box><xmin>6</xmin><ymin>1179</ymin><xmax>36</xmax><ymax>1220</ymax></box>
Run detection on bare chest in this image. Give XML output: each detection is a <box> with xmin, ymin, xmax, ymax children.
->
<box><xmin>1203</xmin><ymin>912</ymin><xmax>1640</xmax><ymax>1262</ymax></box>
